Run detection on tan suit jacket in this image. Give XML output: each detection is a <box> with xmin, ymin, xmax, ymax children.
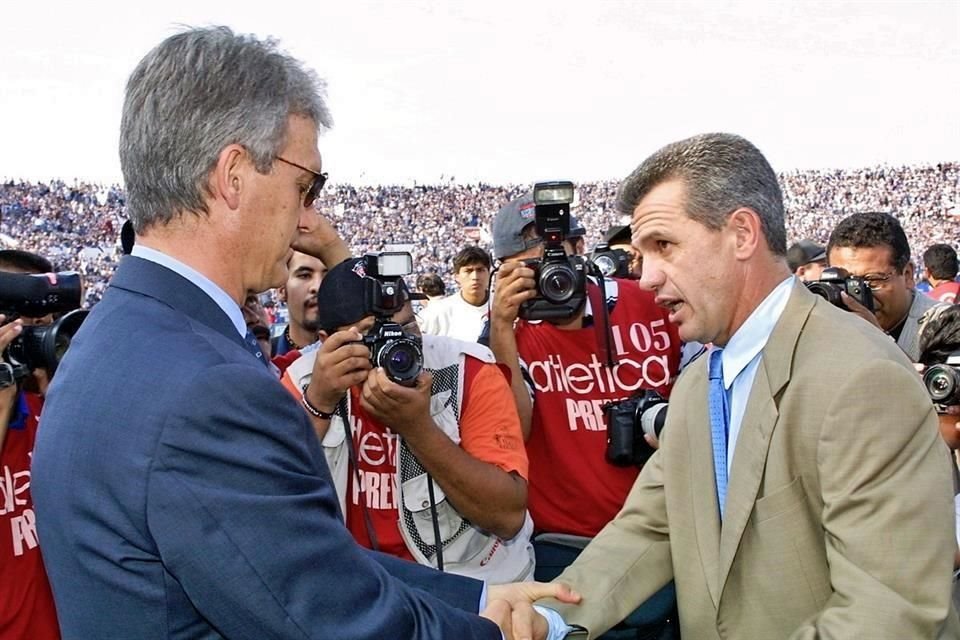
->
<box><xmin>545</xmin><ymin>283</ymin><xmax>960</xmax><ymax>639</ymax></box>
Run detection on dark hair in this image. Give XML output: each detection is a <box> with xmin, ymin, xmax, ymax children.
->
<box><xmin>416</xmin><ymin>273</ymin><xmax>446</xmax><ymax>297</ymax></box>
<box><xmin>453</xmin><ymin>245</ymin><xmax>491</xmax><ymax>272</ymax></box>
<box><xmin>0</xmin><ymin>249</ymin><xmax>54</xmax><ymax>274</ymax></box>
<box><xmin>919</xmin><ymin>305</ymin><xmax>960</xmax><ymax>366</ymax></box>
<box><xmin>826</xmin><ymin>212</ymin><xmax>911</xmax><ymax>272</ymax></box>
<box><xmin>923</xmin><ymin>243</ymin><xmax>959</xmax><ymax>280</ymax></box>
<box><xmin>616</xmin><ymin>132</ymin><xmax>786</xmax><ymax>255</ymax></box>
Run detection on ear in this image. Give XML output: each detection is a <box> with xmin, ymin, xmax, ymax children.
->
<box><xmin>318</xmin><ymin>329</ymin><xmax>330</xmax><ymax>342</ymax></box>
<box><xmin>727</xmin><ymin>208</ymin><xmax>763</xmax><ymax>260</ymax></box>
<box><xmin>278</xmin><ymin>285</ymin><xmax>288</xmax><ymax>303</ymax></box>
<box><xmin>903</xmin><ymin>261</ymin><xmax>915</xmax><ymax>283</ymax></box>
<box><xmin>211</xmin><ymin>144</ymin><xmax>248</xmax><ymax>210</ymax></box>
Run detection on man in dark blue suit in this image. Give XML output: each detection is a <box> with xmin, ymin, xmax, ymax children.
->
<box><xmin>31</xmin><ymin>26</ymin><xmax>573</xmax><ymax>639</ymax></box>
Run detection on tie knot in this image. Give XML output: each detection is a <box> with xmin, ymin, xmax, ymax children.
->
<box><xmin>708</xmin><ymin>348</ymin><xmax>724</xmax><ymax>382</ymax></box>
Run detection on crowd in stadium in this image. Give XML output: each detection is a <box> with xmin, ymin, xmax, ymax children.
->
<box><xmin>2</xmin><ymin>161</ymin><xmax>957</xmax><ymax>307</ymax></box>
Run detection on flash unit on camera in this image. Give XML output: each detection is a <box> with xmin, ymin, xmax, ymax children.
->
<box><xmin>533</xmin><ymin>181</ymin><xmax>575</xmax><ymax>207</ymax></box>
<box><xmin>365</xmin><ymin>252</ymin><xmax>413</xmax><ymax>278</ymax></box>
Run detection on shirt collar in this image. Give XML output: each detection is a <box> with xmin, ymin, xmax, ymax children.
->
<box><xmin>719</xmin><ymin>275</ymin><xmax>795</xmax><ymax>389</ymax></box>
<box><xmin>131</xmin><ymin>245</ymin><xmax>247</xmax><ymax>338</ymax></box>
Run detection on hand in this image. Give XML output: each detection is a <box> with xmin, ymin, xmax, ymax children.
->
<box><xmin>644</xmin><ymin>431</ymin><xmax>661</xmax><ymax>450</ymax></box>
<box><xmin>0</xmin><ymin>316</ymin><xmax>24</xmax><ymax>428</ymax></box>
<box><xmin>306</xmin><ymin>328</ymin><xmax>371</xmax><ymax>412</ymax></box>
<box><xmin>481</xmin><ymin>597</ymin><xmax>545</xmax><ymax>640</ymax></box>
<box><xmin>491</xmin><ymin>261</ymin><xmax>537</xmax><ymax>326</ymax></box>
<box><xmin>359</xmin><ymin>368</ymin><xmax>434</xmax><ymax>439</ymax></box>
<box><xmin>840</xmin><ymin>292</ymin><xmax>882</xmax><ymax>330</ymax></box>
<box><xmin>291</xmin><ymin>212</ymin><xmax>349</xmax><ymax>266</ymax></box>
<box><xmin>487</xmin><ymin>582</ymin><xmax>582</xmax><ymax>640</ymax></box>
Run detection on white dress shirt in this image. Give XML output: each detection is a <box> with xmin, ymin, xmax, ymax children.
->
<box><xmin>131</xmin><ymin>245</ymin><xmax>247</xmax><ymax>338</ymax></box>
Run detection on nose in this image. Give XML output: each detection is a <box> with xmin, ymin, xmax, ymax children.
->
<box><xmin>638</xmin><ymin>256</ymin><xmax>663</xmax><ymax>293</ymax></box>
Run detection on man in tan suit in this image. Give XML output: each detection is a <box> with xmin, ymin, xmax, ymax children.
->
<box><xmin>533</xmin><ymin>133</ymin><xmax>960</xmax><ymax>639</ymax></box>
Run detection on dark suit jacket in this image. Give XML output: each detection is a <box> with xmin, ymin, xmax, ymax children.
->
<box><xmin>32</xmin><ymin>256</ymin><xmax>499</xmax><ymax>639</ymax></box>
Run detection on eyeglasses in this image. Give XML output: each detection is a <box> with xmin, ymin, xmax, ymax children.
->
<box><xmin>275</xmin><ymin>156</ymin><xmax>328</xmax><ymax>208</ymax></box>
<box><xmin>860</xmin><ymin>271</ymin><xmax>898</xmax><ymax>291</ymax></box>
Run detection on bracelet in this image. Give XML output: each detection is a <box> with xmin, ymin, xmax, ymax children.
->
<box><xmin>301</xmin><ymin>385</ymin><xmax>336</xmax><ymax>420</ymax></box>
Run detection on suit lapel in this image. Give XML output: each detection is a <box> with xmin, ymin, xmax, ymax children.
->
<box><xmin>716</xmin><ymin>282</ymin><xmax>815</xmax><ymax>598</ymax></box>
<box><xmin>109</xmin><ymin>255</ymin><xmax>241</xmax><ymax>345</ymax></box>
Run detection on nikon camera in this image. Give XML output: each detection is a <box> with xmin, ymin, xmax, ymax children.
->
<box><xmin>604</xmin><ymin>390</ymin><xmax>669</xmax><ymax>467</ymax></box>
<box><xmin>0</xmin><ymin>270</ymin><xmax>88</xmax><ymax>386</ymax></box>
<box><xmin>356</xmin><ymin>252</ymin><xmax>423</xmax><ymax>387</ymax></box>
<box><xmin>519</xmin><ymin>181</ymin><xmax>588</xmax><ymax>321</ymax></box>
<box><xmin>805</xmin><ymin>266</ymin><xmax>874</xmax><ymax>312</ymax></box>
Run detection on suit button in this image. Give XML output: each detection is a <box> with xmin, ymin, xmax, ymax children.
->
<box><xmin>421</xmin><ymin>500</ymin><xmax>429</xmax><ymax>508</ymax></box>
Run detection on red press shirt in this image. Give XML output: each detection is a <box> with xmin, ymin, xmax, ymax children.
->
<box><xmin>517</xmin><ymin>281</ymin><xmax>681</xmax><ymax>537</ymax></box>
<box><xmin>1</xmin><ymin>392</ymin><xmax>60</xmax><ymax>640</ymax></box>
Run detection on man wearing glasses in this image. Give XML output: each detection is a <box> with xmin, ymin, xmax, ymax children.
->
<box><xmin>827</xmin><ymin>211</ymin><xmax>944</xmax><ymax>362</ymax></box>
<box><xmin>31</xmin><ymin>26</ymin><xmax>571</xmax><ymax>640</ymax></box>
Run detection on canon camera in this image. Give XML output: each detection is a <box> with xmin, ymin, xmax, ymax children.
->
<box><xmin>519</xmin><ymin>181</ymin><xmax>588</xmax><ymax>321</ymax></box>
<box><xmin>604</xmin><ymin>389</ymin><xmax>669</xmax><ymax>468</ymax></box>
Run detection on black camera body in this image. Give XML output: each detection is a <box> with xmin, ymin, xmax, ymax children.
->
<box><xmin>923</xmin><ymin>351</ymin><xmax>960</xmax><ymax>408</ymax></box>
<box><xmin>590</xmin><ymin>243</ymin><xmax>630</xmax><ymax>278</ymax></box>
<box><xmin>604</xmin><ymin>389</ymin><xmax>668</xmax><ymax>467</ymax></box>
<box><xmin>805</xmin><ymin>266</ymin><xmax>875</xmax><ymax>312</ymax></box>
<box><xmin>0</xmin><ymin>271</ymin><xmax>87</xmax><ymax>385</ymax></box>
<box><xmin>356</xmin><ymin>252</ymin><xmax>423</xmax><ymax>387</ymax></box>
<box><xmin>518</xmin><ymin>181</ymin><xmax>588</xmax><ymax>321</ymax></box>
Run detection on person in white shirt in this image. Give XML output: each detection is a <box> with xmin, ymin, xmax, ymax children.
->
<box><xmin>419</xmin><ymin>245</ymin><xmax>491</xmax><ymax>343</ymax></box>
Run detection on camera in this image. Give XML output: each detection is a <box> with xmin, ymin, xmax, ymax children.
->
<box><xmin>805</xmin><ymin>266</ymin><xmax>874</xmax><ymax>312</ymax></box>
<box><xmin>604</xmin><ymin>389</ymin><xmax>668</xmax><ymax>467</ymax></box>
<box><xmin>923</xmin><ymin>351</ymin><xmax>960</xmax><ymax>407</ymax></box>
<box><xmin>355</xmin><ymin>252</ymin><xmax>423</xmax><ymax>387</ymax></box>
<box><xmin>519</xmin><ymin>181</ymin><xmax>588</xmax><ymax>321</ymax></box>
<box><xmin>590</xmin><ymin>243</ymin><xmax>630</xmax><ymax>278</ymax></box>
<box><xmin>0</xmin><ymin>270</ymin><xmax>88</xmax><ymax>386</ymax></box>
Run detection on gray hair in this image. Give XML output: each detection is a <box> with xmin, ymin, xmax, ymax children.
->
<box><xmin>616</xmin><ymin>133</ymin><xmax>786</xmax><ymax>255</ymax></box>
<box><xmin>120</xmin><ymin>26</ymin><xmax>332</xmax><ymax>231</ymax></box>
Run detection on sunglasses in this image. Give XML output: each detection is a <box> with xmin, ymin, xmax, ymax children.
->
<box><xmin>275</xmin><ymin>156</ymin><xmax>328</xmax><ymax>208</ymax></box>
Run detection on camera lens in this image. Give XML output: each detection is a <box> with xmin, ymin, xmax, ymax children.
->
<box><xmin>593</xmin><ymin>255</ymin><xmax>616</xmax><ymax>277</ymax></box>
<box><xmin>805</xmin><ymin>281</ymin><xmax>844</xmax><ymax>308</ymax></box>
<box><xmin>378</xmin><ymin>338</ymin><xmax>423</xmax><ymax>387</ymax></box>
<box><xmin>924</xmin><ymin>365</ymin><xmax>960</xmax><ymax>404</ymax></box>
<box><xmin>539</xmin><ymin>262</ymin><xmax>575</xmax><ymax>303</ymax></box>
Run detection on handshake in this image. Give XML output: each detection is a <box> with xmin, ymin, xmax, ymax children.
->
<box><xmin>481</xmin><ymin>582</ymin><xmax>581</xmax><ymax>640</ymax></box>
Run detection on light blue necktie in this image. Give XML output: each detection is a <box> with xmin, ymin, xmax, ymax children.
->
<box><xmin>708</xmin><ymin>348</ymin><xmax>730</xmax><ymax>518</ymax></box>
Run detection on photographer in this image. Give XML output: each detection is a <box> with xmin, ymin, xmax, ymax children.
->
<box><xmin>826</xmin><ymin>211</ymin><xmax>944</xmax><ymax>362</ymax></box>
<box><xmin>917</xmin><ymin>303</ymin><xmax>960</xmax><ymax>610</ymax></box>
<box><xmin>281</xmin><ymin>257</ymin><xmax>535</xmax><ymax>583</ymax></box>
<box><xmin>488</xmin><ymin>190</ymin><xmax>684</xmax><ymax>637</ymax></box>
<box><xmin>0</xmin><ymin>249</ymin><xmax>62</xmax><ymax>640</ymax></box>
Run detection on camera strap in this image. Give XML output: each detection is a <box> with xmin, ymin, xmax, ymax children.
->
<box><xmin>587</xmin><ymin>278</ymin><xmax>617</xmax><ymax>369</ymax></box>
<box><xmin>340</xmin><ymin>395</ymin><xmax>380</xmax><ymax>553</ymax></box>
<box><xmin>426</xmin><ymin>475</ymin><xmax>445</xmax><ymax>571</ymax></box>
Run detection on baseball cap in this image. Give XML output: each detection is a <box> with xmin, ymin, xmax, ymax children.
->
<box><xmin>317</xmin><ymin>257</ymin><xmax>416</xmax><ymax>331</ymax></box>
<box><xmin>786</xmin><ymin>240</ymin><xmax>827</xmax><ymax>272</ymax></box>
<box><xmin>492</xmin><ymin>193</ymin><xmax>538</xmax><ymax>260</ymax></box>
<box><xmin>603</xmin><ymin>224</ymin><xmax>631</xmax><ymax>246</ymax></box>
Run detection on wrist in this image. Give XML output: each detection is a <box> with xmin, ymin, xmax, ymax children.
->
<box><xmin>301</xmin><ymin>384</ymin><xmax>338</xmax><ymax>419</ymax></box>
